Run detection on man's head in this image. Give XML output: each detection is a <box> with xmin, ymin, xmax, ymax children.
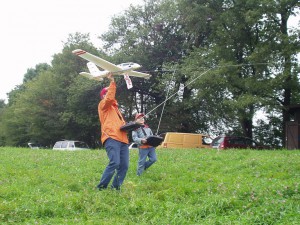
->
<box><xmin>100</xmin><ymin>87</ymin><xmax>108</xmax><ymax>99</ymax></box>
<box><xmin>135</xmin><ymin>113</ymin><xmax>145</xmax><ymax>124</ymax></box>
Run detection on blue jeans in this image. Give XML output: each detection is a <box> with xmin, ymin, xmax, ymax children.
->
<box><xmin>137</xmin><ymin>147</ymin><xmax>157</xmax><ymax>176</ymax></box>
<box><xmin>97</xmin><ymin>138</ymin><xmax>129</xmax><ymax>190</ymax></box>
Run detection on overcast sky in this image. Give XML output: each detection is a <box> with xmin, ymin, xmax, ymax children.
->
<box><xmin>0</xmin><ymin>0</ymin><xmax>143</xmax><ymax>102</ymax></box>
<box><xmin>0</xmin><ymin>1</ymin><xmax>299</xmax><ymax>103</ymax></box>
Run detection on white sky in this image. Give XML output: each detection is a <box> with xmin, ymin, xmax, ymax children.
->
<box><xmin>0</xmin><ymin>1</ymin><xmax>299</xmax><ymax>103</ymax></box>
<box><xmin>0</xmin><ymin>0</ymin><xmax>143</xmax><ymax>102</ymax></box>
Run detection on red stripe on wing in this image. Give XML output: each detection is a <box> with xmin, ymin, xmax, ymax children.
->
<box><xmin>73</xmin><ymin>50</ymin><xmax>86</xmax><ymax>56</ymax></box>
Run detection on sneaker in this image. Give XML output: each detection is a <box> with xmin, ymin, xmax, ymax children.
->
<box><xmin>96</xmin><ymin>184</ymin><xmax>107</xmax><ymax>191</ymax></box>
<box><xmin>111</xmin><ymin>185</ymin><xmax>121</xmax><ymax>191</ymax></box>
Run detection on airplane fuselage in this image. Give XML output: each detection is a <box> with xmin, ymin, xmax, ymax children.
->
<box><xmin>117</xmin><ymin>62</ymin><xmax>141</xmax><ymax>71</ymax></box>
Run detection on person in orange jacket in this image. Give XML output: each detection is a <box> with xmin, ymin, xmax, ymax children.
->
<box><xmin>97</xmin><ymin>73</ymin><xmax>129</xmax><ymax>191</ymax></box>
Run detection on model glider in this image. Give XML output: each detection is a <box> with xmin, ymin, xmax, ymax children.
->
<box><xmin>72</xmin><ymin>49</ymin><xmax>151</xmax><ymax>82</ymax></box>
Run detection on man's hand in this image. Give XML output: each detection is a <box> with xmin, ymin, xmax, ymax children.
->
<box><xmin>141</xmin><ymin>139</ymin><xmax>147</xmax><ymax>144</ymax></box>
<box><xmin>107</xmin><ymin>72</ymin><xmax>114</xmax><ymax>82</ymax></box>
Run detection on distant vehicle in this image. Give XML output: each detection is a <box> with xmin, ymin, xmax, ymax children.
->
<box><xmin>28</xmin><ymin>143</ymin><xmax>40</xmax><ymax>149</ymax></box>
<box><xmin>53</xmin><ymin>140</ymin><xmax>90</xmax><ymax>150</ymax></box>
<box><xmin>129</xmin><ymin>142</ymin><xmax>138</xmax><ymax>150</ymax></box>
<box><xmin>211</xmin><ymin>135</ymin><xmax>268</xmax><ymax>150</ymax></box>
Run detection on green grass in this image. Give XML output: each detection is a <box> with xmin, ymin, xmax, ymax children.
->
<box><xmin>0</xmin><ymin>147</ymin><xmax>299</xmax><ymax>224</ymax></box>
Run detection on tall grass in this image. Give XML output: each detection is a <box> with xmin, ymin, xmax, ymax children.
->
<box><xmin>0</xmin><ymin>147</ymin><xmax>299</xmax><ymax>224</ymax></box>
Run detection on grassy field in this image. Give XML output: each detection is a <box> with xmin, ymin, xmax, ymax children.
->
<box><xmin>0</xmin><ymin>147</ymin><xmax>299</xmax><ymax>225</ymax></box>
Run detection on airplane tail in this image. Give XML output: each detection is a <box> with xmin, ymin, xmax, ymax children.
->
<box><xmin>87</xmin><ymin>62</ymin><xmax>108</xmax><ymax>77</ymax></box>
<box><xmin>78</xmin><ymin>62</ymin><xmax>108</xmax><ymax>81</ymax></box>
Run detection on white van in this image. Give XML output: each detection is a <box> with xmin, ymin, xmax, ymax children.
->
<box><xmin>53</xmin><ymin>140</ymin><xmax>90</xmax><ymax>150</ymax></box>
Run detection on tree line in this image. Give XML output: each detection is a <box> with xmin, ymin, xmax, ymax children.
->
<box><xmin>0</xmin><ymin>0</ymin><xmax>299</xmax><ymax>148</ymax></box>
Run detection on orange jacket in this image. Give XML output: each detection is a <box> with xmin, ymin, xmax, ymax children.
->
<box><xmin>98</xmin><ymin>82</ymin><xmax>129</xmax><ymax>145</ymax></box>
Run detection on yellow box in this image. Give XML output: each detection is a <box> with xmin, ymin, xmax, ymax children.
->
<box><xmin>157</xmin><ymin>132</ymin><xmax>212</xmax><ymax>149</ymax></box>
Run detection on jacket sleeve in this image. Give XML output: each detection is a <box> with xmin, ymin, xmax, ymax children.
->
<box><xmin>132</xmin><ymin>130</ymin><xmax>143</xmax><ymax>145</ymax></box>
<box><xmin>101</xmin><ymin>81</ymin><xmax>116</xmax><ymax>110</ymax></box>
<box><xmin>149</xmin><ymin>128</ymin><xmax>153</xmax><ymax>136</ymax></box>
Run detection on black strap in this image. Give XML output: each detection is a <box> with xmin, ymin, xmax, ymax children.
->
<box><xmin>141</xmin><ymin>128</ymin><xmax>147</xmax><ymax>137</ymax></box>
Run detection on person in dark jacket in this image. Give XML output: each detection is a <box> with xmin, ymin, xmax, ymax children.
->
<box><xmin>132</xmin><ymin>113</ymin><xmax>157</xmax><ymax>176</ymax></box>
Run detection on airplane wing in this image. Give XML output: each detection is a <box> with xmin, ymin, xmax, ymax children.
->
<box><xmin>127</xmin><ymin>71</ymin><xmax>151</xmax><ymax>79</ymax></box>
<box><xmin>73</xmin><ymin>49</ymin><xmax>121</xmax><ymax>72</ymax></box>
<box><xmin>79</xmin><ymin>72</ymin><xmax>104</xmax><ymax>81</ymax></box>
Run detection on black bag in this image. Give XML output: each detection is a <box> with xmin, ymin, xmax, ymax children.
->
<box><xmin>146</xmin><ymin>135</ymin><xmax>164</xmax><ymax>147</ymax></box>
<box><xmin>140</xmin><ymin>127</ymin><xmax>164</xmax><ymax>147</ymax></box>
<box><xmin>120</xmin><ymin>121</ymin><xmax>144</xmax><ymax>132</ymax></box>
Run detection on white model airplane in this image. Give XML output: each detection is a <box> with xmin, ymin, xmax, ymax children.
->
<box><xmin>72</xmin><ymin>49</ymin><xmax>151</xmax><ymax>81</ymax></box>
